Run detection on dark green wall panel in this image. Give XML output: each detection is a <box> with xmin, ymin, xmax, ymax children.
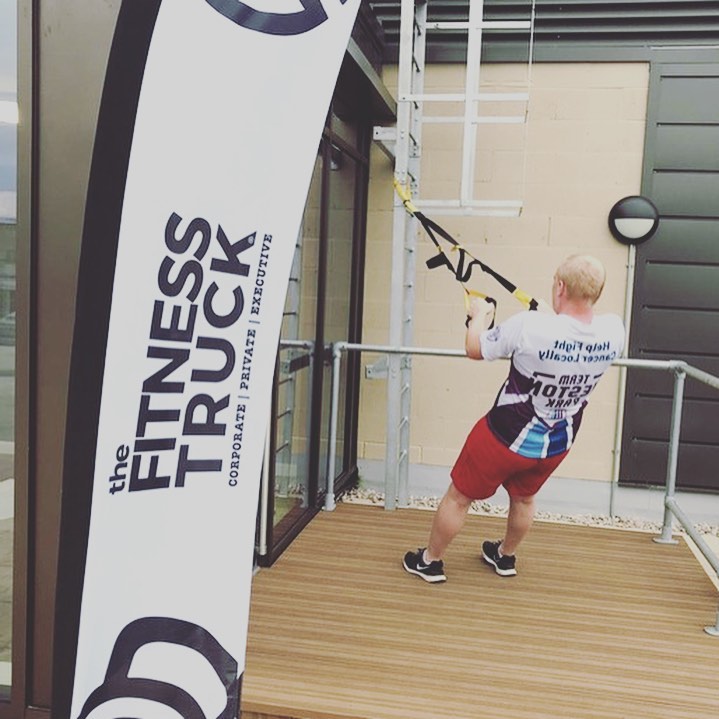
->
<box><xmin>655</xmin><ymin>125</ymin><xmax>719</xmax><ymax>172</ymax></box>
<box><xmin>622</xmin><ymin>63</ymin><xmax>719</xmax><ymax>491</ymax></box>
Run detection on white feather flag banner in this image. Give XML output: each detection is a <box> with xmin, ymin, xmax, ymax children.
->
<box><xmin>52</xmin><ymin>2</ymin><xmax>361</xmax><ymax>717</ymax></box>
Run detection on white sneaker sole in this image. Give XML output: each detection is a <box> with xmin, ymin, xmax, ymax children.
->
<box><xmin>402</xmin><ymin>559</ymin><xmax>447</xmax><ymax>583</ymax></box>
<box><xmin>481</xmin><ymin>551</ymin><xmax>517</xmax><ymax>576</ymax></box>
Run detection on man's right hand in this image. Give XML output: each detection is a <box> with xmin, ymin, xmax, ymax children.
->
<box><xmin>467</xmin><ymin>297</ymin><xmax>496</xmax><ymax>330</ymax></box>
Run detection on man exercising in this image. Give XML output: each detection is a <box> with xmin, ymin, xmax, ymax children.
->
<box><xmin>403</xmin><ymin>254</ymin><xmax>625</xmax><ymax>582</ymax></box>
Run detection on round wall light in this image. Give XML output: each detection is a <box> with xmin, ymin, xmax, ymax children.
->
<box><xmin>608</xmin><ymin>195</ymin><xmax>659</xmax><ymax>245</ymax></box>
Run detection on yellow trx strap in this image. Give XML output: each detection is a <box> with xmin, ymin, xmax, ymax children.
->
<box><xmin>393</xmin><ymin>179</ymin><xmax>540</xmax><ymax>314</ymax></box>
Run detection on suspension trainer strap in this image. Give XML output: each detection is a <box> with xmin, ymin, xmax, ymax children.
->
<box><xmin>394</xmin><ymin>180</ymin><xmax>539</xmax><ymax>312</ymax></box>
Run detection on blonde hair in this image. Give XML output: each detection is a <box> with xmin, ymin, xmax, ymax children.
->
<box><xmin>556</xmin><ymin>254</ymin><xmax>606</xmax><ymax>304</ymax></box>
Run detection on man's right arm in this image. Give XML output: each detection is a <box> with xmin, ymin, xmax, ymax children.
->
<box><xmin>465</xmin><ymin>298</ymin><xmax>496</xmax><ymax>360</ymax></box>
<box><xmin>474</xmin><ymin>310</ymin><xmax>530</xmax><ymax>362</ymax></box>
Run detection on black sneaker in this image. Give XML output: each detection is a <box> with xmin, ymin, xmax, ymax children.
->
<box><xmin>481</xmin><ymin>540</ymin><xmax>517</xmax><ymax>576</ymax></box>
<box><xmin>403</xmin><ymin>548</ymin><xmax>447</xmax><ymax>583</ymax></box>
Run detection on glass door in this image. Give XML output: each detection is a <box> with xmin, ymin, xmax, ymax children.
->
<box><xmin>257</xmin><ymin>149</ymin><xmax>323</xmax><ymax>563</ymax></box>
<box><xmin>317</xmin><ymin>143</ymin><xmax>358</xmax><ymax>490</ymax></box>
<box><xmin>257</xmin><ymin>98</ymin><xmax>370</xmax><ymax>565</ymax></box>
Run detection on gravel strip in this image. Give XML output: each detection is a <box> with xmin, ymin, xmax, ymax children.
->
<box><xmin>340</xmin><ymin>488</ymin><xmax>719</xmax><ymax>537</ymax></box>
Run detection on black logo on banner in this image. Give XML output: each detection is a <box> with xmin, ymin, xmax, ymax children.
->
<box><xmin>76</xmin><ymin>617</ymin><xmax>240</xmax><ymax>719</ymax></box>
<box><xmin>205</xmin><ymin>0</ymin><xmax>348</xmax><ymax>35</ymax></box>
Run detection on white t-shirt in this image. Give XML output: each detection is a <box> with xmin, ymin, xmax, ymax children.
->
<box><xmin>479</xmin><ymin>311</ymin><xmax>625</xmax><ymax>458</ymax></box>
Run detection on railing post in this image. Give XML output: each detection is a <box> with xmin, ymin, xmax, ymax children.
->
<box><xmin>384</xmin><ymin>355</ymin><xmax>400</xmax><ymax>511</ymax></box>
<box><xmin>654</xmin><ymin>367</ymin><xmax>686</xmax><ymax>544</ymax></box>
<box><xmin>324</xmin><ymin>342</ymin><xmax>343</xmax><ymax>512</ymax></box>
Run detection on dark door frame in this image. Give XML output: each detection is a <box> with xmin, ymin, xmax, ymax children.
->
<box><xmin>3</xmin><ymin>0</ymin><xmax>35</xmax><ymax>717</ymax></box>
<box><xmin>257</xmin><ymin>108</ymin><xmax>371</xmax><ymax>567</ymax></box>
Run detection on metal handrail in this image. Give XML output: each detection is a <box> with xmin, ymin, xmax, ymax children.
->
<box><xmin>324</xmin><ymin>341</ymin><xmax>719</xmax><ymax>636</ymax></box>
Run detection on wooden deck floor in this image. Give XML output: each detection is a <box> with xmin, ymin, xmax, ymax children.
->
<box><xmin>240</xmin><ymin>503</ymin><xmax>719</xmax><ymax>719</ymax></box>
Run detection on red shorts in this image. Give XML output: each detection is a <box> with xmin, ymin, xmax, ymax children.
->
<box><xmin>450</xmin><ymin>416</ymin><xmax>569</xmax><ymax>500</ymax></box>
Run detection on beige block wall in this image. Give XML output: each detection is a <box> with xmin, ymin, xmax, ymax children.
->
<box><xmin>359</xmin><ymin>62</ymin><xmax>650</xmax><ymax>482</ymax></box>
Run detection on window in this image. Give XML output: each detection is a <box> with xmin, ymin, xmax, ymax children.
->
<box><xmin>0</xmin><ymin>0</ymin><xmax>17</xmax><ymax>697</ymax></box>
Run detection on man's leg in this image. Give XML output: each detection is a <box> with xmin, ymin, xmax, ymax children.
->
<box><xmin>426</xmin><ymin>483</ymin><xmax>474</xmax><ymax>562</ymax></box>
<box><xmin>501</xmin><ymin>493</ymin><xmax>536</xmax><ymax>556</ymax></box>
<box><xmin>403</xmin><ymin>482</ymin><xmax>474</xmax><ymax>583</ymax></box>
<box><xmin>481</xmin><ymin>493</ymin><xmax>536</xmax><ymax>577</ymax></box>
<box><xmin>405</xmin><ymin>415</ymin><xmax>496</xmax><ymax>582</ymax></box>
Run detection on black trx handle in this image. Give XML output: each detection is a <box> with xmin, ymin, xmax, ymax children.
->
<box><xmin>465</xmin><ymin>294</ymin><xmax>497</xmax><ymax>330</ymax></box>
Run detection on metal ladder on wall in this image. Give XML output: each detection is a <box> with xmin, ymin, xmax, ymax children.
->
<box><xmin>372</xmin><ymin>0</ymin><xmax>535</xmax><ymax>509</ymax></box>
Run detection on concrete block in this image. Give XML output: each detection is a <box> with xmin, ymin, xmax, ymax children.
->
<box><xmin>524</xmin><ymin>180</ymin><xmax>630</xmax><ymax>219</ymax></box>
<box><xmin>475</xmin><ymin>122</ymin><xmax>527</xmax><ymax>153</ymax></box>
<box><xmin>360</xmin><ymin>441</ymin><xmax>387</xmax><ymax>461</ymax></box>
<box><xmin>409</xmin><ymin>445</ymin><xmax>422</xmax><ymax>464</ymax></box>
<box><xmin>420</xmin><ymin>445</ymin><xmax>460</xmax><ymax>468</ymax></box>
<box><xmin>424</xmin><ymin>148</ymin><xmax>470</xmax><ymax>181</ymax></box>
<box><xmin>489</xmin><ymin>149</ymin><xmax>529</xmax><ymax>185</ymax></box>
<box><xmin>539</xmin><ymin>63</ymin><xmax>649</xmax><ymax>90</ymax></box>
<box><xmin>526</xmin><ymin>119</ymin><xmax>588</xmax><ymax>153</ymax></box>
<box><xmin>556</xmin><ymin>88</ymin><xmax>631</xmax><ymax>121</ymax></box>
<box><xmin>584</xmin><ymin>120</ymin><xmax>646</xmax><ymax>153</ymax></box>
<box><xmin>528</xmin><ymin>88</ymin><xmax>560</xmax><ymax>120</ymax></box>
<box><xmin>477</xmin><ymin>214</ymin><xmax>551</xmax><ymax>248</ymax></box>
<box><xmin>414</xmin><ymin>303</ymin><xmax>466</xmax><ymax>337</ymax></box>
<box><xmin>422</xmin><ymin>123</ymin><xmax>464</xmax><ymax>152</ymax></box>
<box><xmin>622</xmin><ymin>86</ymin><xmax>650</xmax><ymax>121</ymax></box>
